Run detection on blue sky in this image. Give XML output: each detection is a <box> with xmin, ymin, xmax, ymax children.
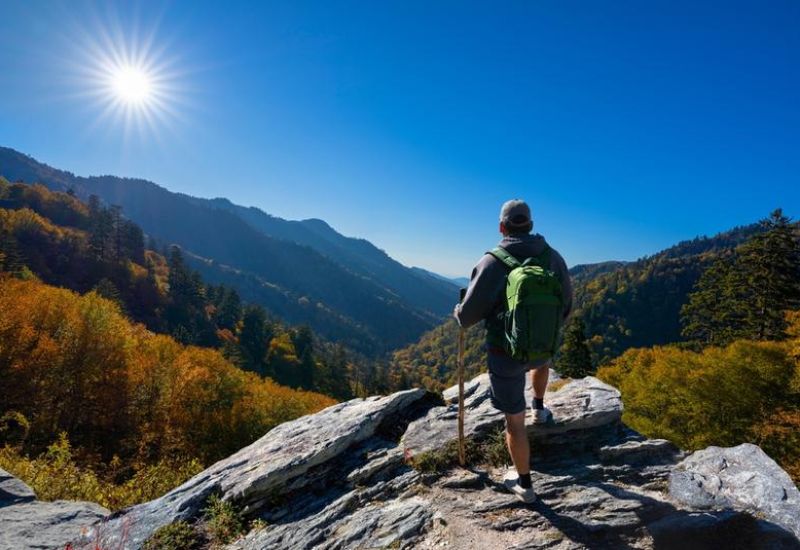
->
<box><xmin>0</xmin><ymin>1</ymin><xmax>798</xmax><ymax>277</ymax></box>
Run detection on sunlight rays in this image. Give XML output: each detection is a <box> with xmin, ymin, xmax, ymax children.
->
<box><xmin>57</xmin><ymin>6</ymin><xmax>188</xmax><ymax>147</ymax></box>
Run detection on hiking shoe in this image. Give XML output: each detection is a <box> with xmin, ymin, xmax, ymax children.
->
<box><xmin>531</xmin><ymin>406</ymin><xmax>553</xmax><ymax>424</ymax></box>
<box><xmin>502</xmin><ymin>470</ymin><xmax>537</xmax><ymax>504</ymax></box>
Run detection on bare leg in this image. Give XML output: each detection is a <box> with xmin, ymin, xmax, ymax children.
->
<box><xmin>505</xmin><ymin>411</ymin><xmax>530</xmax><ymax>475</ymax></box>
<box><xmin>531</xmin><ymin>360</ymin><xmax>550</xmax><ymax>399</ymax></box>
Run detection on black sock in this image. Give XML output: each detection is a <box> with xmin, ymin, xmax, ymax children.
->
<box><xmin>518</xmin><ymin>473</ymin><xmax>532</xmax><ymax>489</ymax></box>
<box><xmin>534</xmin><ymin>397</ymin><xmax>544</xmax><ymax>410</ymax></box>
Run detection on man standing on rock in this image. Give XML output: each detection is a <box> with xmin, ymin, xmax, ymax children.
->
<box><xmin>454</xmin><ymin>199</ymin><xmax>573</xmax><ymax>503</ymax></box>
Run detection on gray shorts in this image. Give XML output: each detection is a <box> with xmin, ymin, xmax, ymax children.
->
<box><xmin>487</xmin><ymin>351</ymin><xmax>549</xmax><ymax>415</ymax></box>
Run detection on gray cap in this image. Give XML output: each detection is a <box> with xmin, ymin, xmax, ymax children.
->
<box><xmin>499</xmin><ymin>199</ymin><xmax>531</xmax><ymax>228</ymax></box>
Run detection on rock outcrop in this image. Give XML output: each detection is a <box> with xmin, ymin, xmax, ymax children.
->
<box><xmin>1</xmin><ymin>374</ymin><xmax>799</xmax><ymax>550</ymax></box>
<box><xmin>0</xmin><ymin>468</ymin><xmax>109</xmax><ymax>550</ymax></box>
<box><xmin>670</xmin><ymin>443</ymin><xmax>800</xmax><ymax>540</ymax></box>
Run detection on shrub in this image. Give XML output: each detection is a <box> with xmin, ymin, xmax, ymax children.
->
<box><xmin>203</xmin><ymin>494</ymin><xmax>245</xmax><ymax>546</ymax></box>
<box><xmin>0</xmin><ymin>434</ymin><xmax>202</xmax><ymax>511</ymax></box>
<box><xmin>143</xmin><ymin>521</ymin><xmax>201</xmax><ymax>550</ymax></box>
<box><xmin>597</xmin><ymin>324</ymin><xmax>800</xmax><ymax>482</ymax></box>
<box><xmin>409</xmin><ymin>426</ymin><xmax>508</xmax><ymax>474</ymax></box>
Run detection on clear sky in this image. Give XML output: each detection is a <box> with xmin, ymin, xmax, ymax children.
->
<box><xmin>0</xmin><ymin>1</ymin><xmax>798</xmax><ymax>277</ymax></box>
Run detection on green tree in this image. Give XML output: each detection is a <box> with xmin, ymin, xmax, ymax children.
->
<box><xmin>215</xmin><ymin>287</ymin><xmax>242</xmax><ymax>332</ymax></box>
<box><xmin>165</xmin><ymin>246</ymin><xmax>216</xmax><ymax>346</ymax></box>
<box><xmin>0</xmin><ymin>231</ymin><xmax>23</xmax><ymax>273</ymax></box>
<box><xmin>556</xmin><ymin>316</ymin><xmax>594</xmax><ymax>377</ymax></box>
<box><xmin>292</xmin><ymin>325</ymin><xmax>316</xmax><ymax>390</ymax></box>
<box><xmin>682</xmin><ymin>210</ymin><xmax>800</xmax><ymax>346</ymax></box>
<box><xmin>738</xmin><ymin>209</ymin><xmax>800</xmax><ymax>340</ymax></box>
<box><xmin>315</xmin><ymin>344</ymin><xmax>353</xmax><ymax>400</ymax></box>
<box><xmin>238</xmin><ymin>305</ymin><xmax>271</xmax><ymax>375</ymax></box>
<box><xmin>681</xmin><ymin>256</ymin><xmax>744</xmax><ymax>345</ymax></box>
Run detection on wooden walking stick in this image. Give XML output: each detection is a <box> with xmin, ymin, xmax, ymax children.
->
<box><xmin>457</xmin><ymin>324</ymin><xmax>466</xmax><ymax>466</ymax></box>
<box><xmin>457</xmin><ymin>288</ymin><xmax>467</xmax><ymax>467</ymax></box>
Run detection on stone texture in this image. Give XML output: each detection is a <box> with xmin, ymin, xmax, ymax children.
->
<box><xmin>669</xmin><ymin>443</ymin><xmax>800</xmax><ymax>540</ymax></box>
<box><xmin>231</xmin><ymin>470</ymin><xmax>424</xmax><ymax>549</ymax></box>
<box><xmin>0</xmin><ymin>469</ymin><xmax>109</xmax><ymax>550</ymax></box>
<box><xmin>38</xmin><ymin>373</ymin><xmax>798</xmax><ymax>550</ymax></box>
<box><xmin>78</xmin><ymin>388</ymin><xmax>426</xmax><ymax>550</ymax></box>
<box><xmin>402</xmin><ymin>375</ymin><xmax>623</xmax><ymax>459</ymax></box>
<box><xmin>0</xmin><ymin>467</ymin><xmax>35</xmax><ymax>505</ymax></box>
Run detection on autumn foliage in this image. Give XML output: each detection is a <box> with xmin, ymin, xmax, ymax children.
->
<box><xmin>0</xmin><ymin>276</ymin><xmax>335</xmax><ymax>478</ymax></box>
<box><xmin>598</xmin><ymin>312</ymin><xmax>800</xmax><ymax>481</ymax></box>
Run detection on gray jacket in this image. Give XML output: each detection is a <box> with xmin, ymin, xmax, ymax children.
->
<box><xmin>455</xmin><ymin>233</ymin><xmax>573</xmax><ymax>330</ymax></box>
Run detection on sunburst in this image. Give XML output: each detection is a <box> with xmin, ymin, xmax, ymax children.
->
<box><xmin>62</xmin><ymin>11</ymin><xmax>186</xmax><ymax>143</ymax></box>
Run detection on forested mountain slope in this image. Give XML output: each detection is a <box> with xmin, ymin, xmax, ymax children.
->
<box><xmin>0</xmin><ymin>146</ymin><xmax>451</xmax><ymax>353</ymax></box>
<box><xmin>577</xmin><ymin>223</ymin><xmax>765</xmax><ymax>362</ymax></box>
<box><xmin>0</xmin><ymin>179</ymin><xmax>358</xmax><ymax>398</ymax></box>
<box><xmin>200</xmin><ymin>197</ymin><xmax>459</xmax><ymax>313</ymax></box>
<box><xmin>388</xmin><ymin>224</ymin><xmax>772</xmax><ymax>390</ymax></box>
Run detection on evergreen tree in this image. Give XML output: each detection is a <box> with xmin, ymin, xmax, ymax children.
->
<box><xmin>682</xmin><ymin>210</ymin><xmax>800</xmax><ymax>346</ymax></box>
<box><xmin>292</xmin><ymin>325</ymin><xmax>315</xmax><ymax>390</ymax></box>
<box><xmin>165</xmin><ymin>246</ymin><xmax>215</xmax><ymax>345</ymax></box>
<box><xmin>737</xmin><ymin>209</ymin><xmax>800</xmax><ymax>340</ymax></box>
<box><xmin>215</xmin><ymin>287</ymin><xmax>242</xmax><ymax>331</ymax></box>
<box><xmin>238</xmin><ymin>305</ymin><xmax>271</xmax><ymax>375</ymax></box>
<box><xmin>316</xmin><ymin>344</ymin><xmax>353</xmax><ymax>400</ymax></box>
<box><xmin>556</xmin><ymin>316</ymin><xmax>594</xmax><ymax>378</ymax></box>
<box><xmin>121</xmin><ymin>221</ymin><xmax>146</xmax><ymax>263</ymax></box>
<box><xmin>0</xmin><ymin>231</ymin><xmax>23</xmax><ymax>273</ymax></box>
<box><xmin>681</xmin><ymin>256</ymin><xmax>745</xmax><ymax>345</ymax></box>
<box><xmin>110</xmin><ymin>204</ymin><xmax>123</xmax><ymax>261</ymax></box>
<box><xmin>89</xmin><ymin>206</ymin><xmax>114</xmax><ymax>262</ymax></box>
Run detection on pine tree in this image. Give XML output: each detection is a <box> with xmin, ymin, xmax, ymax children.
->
<box><xmin>681</xmin><ymin>255</ymin><xmax>745</xmax><ymax>345</ymax></box>
<box><xmin>109</xmin><ymin>204</ymin><xmax>123</xmax><ymax>261</ymax></box>
<box><xmin>215</xmin><ymin>287</ymin><xmax>242</xmax><ymax>331</ymax></box>
<box><xmin>737</xmin><ymin>209</ymin><xmax>800</xmax><ymax>340</ymax></box>
<box><xmin>682</xmin><ymin>209</ymin><xmax>800</xmax><ymax>346</ymax></box>
<box><xmin>556</xmin><ymin>316</ymin><xmax>594</xmax><ymax>378</ymax></box>
<box><xmin>122</xmin><ymin>220</ymin><xmax>146</xmax><ymax>263</ymax></box>
<box><xmin>292</xmin><ymin>325</ymin><xmax>315</xmax><ymax>390</ymax></box>
<box><xmin>0</xmin><ymin>231</ymin><xmax>24</xmax><ymax>273</ymax></box>
<box><xmin>238</xmin><ymin>305</ymin><xmax>271</xmax><ymax>375</ymax></box>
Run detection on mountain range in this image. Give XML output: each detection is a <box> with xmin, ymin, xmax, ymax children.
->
<box><xmin>387</xmin><ymin>220</ymin><xmax>773</xmax><ymax>391</ymax></box>
<box><xmin>0</xmin><ymin>146</ymin><xmax>459</xmax><ymax>354</ymax></box>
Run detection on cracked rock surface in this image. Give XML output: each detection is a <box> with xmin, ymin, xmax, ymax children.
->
<box><xmin>0</xmin><ymin>468</ymin><xmax>109</xmax><ymax>550</ymax></box>
<box><xmin>2</xmin><ymin>374</ymin><xmax>799</xmax><ymax>550</ymax></box>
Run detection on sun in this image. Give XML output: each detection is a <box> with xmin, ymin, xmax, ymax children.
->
<box><xmin>60</xmin><ymin>9</ymin><xmax>191</xmax><ymax>140</ymax></box>
<box><xmin>111</xmin><ymin>66</ymin><xmax>153</xmax><ymax>105</ymax></box>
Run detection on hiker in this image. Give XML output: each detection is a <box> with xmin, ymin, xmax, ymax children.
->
<box><xmin>453</xmin><ymin>199</ymin><xmax>572</xmax><ymax>503</ymax></box>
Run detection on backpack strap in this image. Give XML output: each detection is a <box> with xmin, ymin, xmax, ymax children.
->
<box><xmin>487</xmin><ymin>247</ymin><xmax>521</xmax><ymax>270</ymax></box>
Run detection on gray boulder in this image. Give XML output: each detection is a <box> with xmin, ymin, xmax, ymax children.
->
<box><xmin>38</xmin><ymin>373</ymin><xmax>795</xmax><ymax>550</ymax></box>
<box><xmin>0</xmin><ymin>470</ymin><xmax>109</xmax><ymax>550</ymax></box>
<box><xmin>0</xmin><ymin>467</ymin><xmax>35</xmax><ymax>506</ymax></box>
<box><xmin>402</xmin><ymin>375</ymin><xmax>623</xmax><ymax>459</ymax></box>
<box><xmin>80</xmin><ymin>388</ymin><xmax>426</xmax><ymax>549</ymax></box>
<box><xmin>669</xmin><ymin>443</ymin><xmax>800</xmax><ymax>540</ymax></box>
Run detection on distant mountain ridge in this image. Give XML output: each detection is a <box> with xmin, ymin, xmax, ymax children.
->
<box><xmin>410</xmin><ymin>266</ymin><xmax>468</xmax><ymax>289</ymax></box>
<box><xmin>0</xmin><ymin>146</ymin><xmax>455</xmax><ymax>353</ymax></box>
<box><xmin>199</xmin><ymin>196</ymin><xmax>459</xmax><ymax>313</ymax></box>
<box><xmin>388</xmin><ymin>221</ymin><xmax>772</xmax><ymax>390</ymax></box>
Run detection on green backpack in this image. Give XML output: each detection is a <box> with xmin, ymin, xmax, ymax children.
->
<box><xmin>488</xmin><ymin>246</ymin><xmax>564</xmax><ymax>363</ymax></box>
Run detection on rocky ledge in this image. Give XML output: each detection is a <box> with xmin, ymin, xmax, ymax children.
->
<box><xmin>1</xmin><ymin>374</ymin><xmax>798</xmax><ymax>550</ymax></box>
